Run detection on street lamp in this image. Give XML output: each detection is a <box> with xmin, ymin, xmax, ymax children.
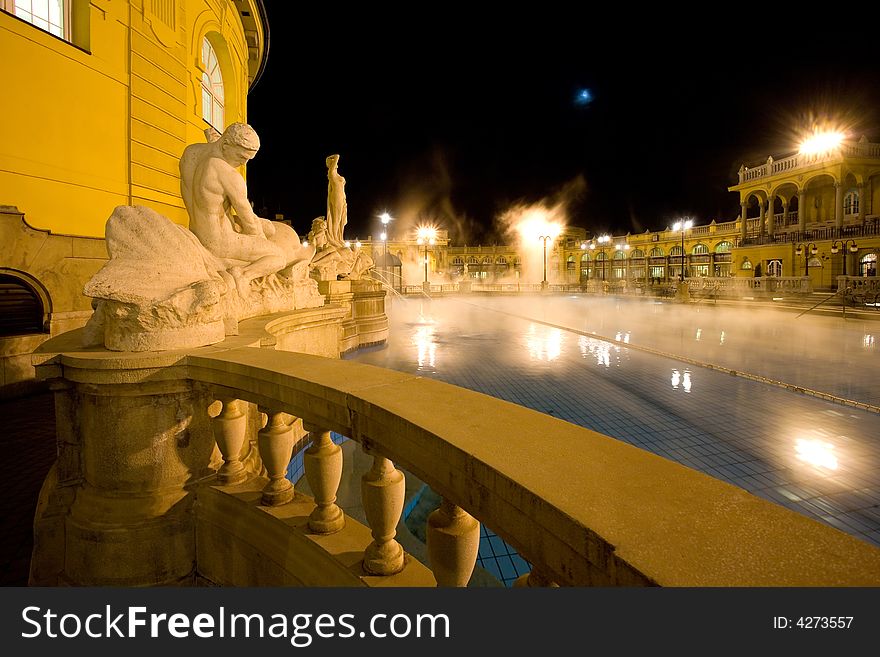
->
<box><xmin>672</xmin><ymin>219</ymin><xmax>693</xmax><ymax>282</ymax></box>
<box><xmin>539</xmin><ymin>234</ymin><xmax>553</xmax><ymax>289</ymax></box>
<box><xmin>831</xmin><ymin>239</ymin><xmax>858</xmax><ymax>278</ymax></box>
<box><xmin>589</xmin><ymin>235</ymin><xmax>611</xmax><ymax>281</ymax></box>
<box><xmin>379</xmin><ymin>212</ymin><xmax>392</xmax><ymax>285</ymax></box>
<box><xmin>416</xmin><ymin>225</ymin><xmax>438</xmax><ymax>287</ymax></box>
<box><xmin>795</xmin><ymin>242</ymin><xmax>818</xmax><ymax>277</ymax></box>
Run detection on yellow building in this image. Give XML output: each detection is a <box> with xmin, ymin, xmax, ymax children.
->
<box><xmin>729</xmin><ymin>137</ymin><xmax>880</xmax><ymax>288</ymax></box>
<box><xmin>0</xmin><ymin>0</ymin><xmax>267</xmax><ymax>395</ymax></box>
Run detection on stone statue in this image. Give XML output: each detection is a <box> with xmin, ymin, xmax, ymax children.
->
<box><xmin>306</xmin><ymin>216</ymin><xmax>374</xmax><ymax>282</ymax></box>
<box><xmin>179</xmin><ymin>123</ymin><xmax>314</xmax><ymax>298</ymax></box>
<box><xmin>81</xmin><ymin>124</ymin><xmax>324</xmax><ymax>352</ymax></box>
<box><xmin>325</xmin><ymin>154</ymin><xmax>347</xmax><ymax>248</ymax></box>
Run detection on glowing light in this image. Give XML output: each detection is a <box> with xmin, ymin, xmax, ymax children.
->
<box><xmin>795</xmin><ymin>438</ymin><xmax>839</xmax><ymax>470</ymax></box>
<box><xmin>515</xmin><ymin>214</ymin><xmax>563</xmax><ymax>243</ymax></box>
<box><xmin>695</xmin><ymin>328</ymin><xmax>702</xmax><ymax>341</ymax></box>
<box><xmin>682</xmin><ymin>370</ymin><xmax>692</xmax><ymax>393</ymax></box>
<box><xmin>344</xmin><ymin>241</ymin><xmax>350</xmax><ymax>248</ymax></box>
<box><xmin>574</xmin><ymin>88</ymin><xmax>593</xmax><ymax>106</ymax></box>
<box><xmin>301</xmin><ymin>240</ymin><xmax>309</xmax><ymax>247</ymax></box>
<box><xmin>799</xmin><ymin>130</ymin><xmax>845</xmax><ymax>155</ymax></box>
<box><xmin>416</xmin><ymin>224</ymin><xmax>439</xmax><ymax>245</ymax></box>
<box><xmin>864</xmin><ymin>334</ymin><xmax>875</xmax><ymax>348</ymax></box>
<box><xmin>380</xmin><ymin>212</ymin><xmax>392</xmax><ymax>225</ymax></box>
<box><xmin>720</xmin><ymin>331</ymin><xmax>725</xmax><ymax>345</ymax></box>
<box><xmin>671</xmin><ymin>369</ymin><xmax>680</xmax><ymax>389</ymax></box>
<box><xmin>413</xmin><ymin>324</ymin><xmax>436</xmax><ymax>370</ymax></box>
<box><xmin>380</xmin><ymin>231</ymin><xmax>387</xmax><ymax>241</ymax></box>
<box><xmin>672</xmin><ymin>219</ymin><xmax>693</xmax><ymax>232</ymax></box>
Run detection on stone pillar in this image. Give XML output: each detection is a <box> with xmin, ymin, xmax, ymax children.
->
<box><xmin>303</xmin><ymin>425</ymin><xmax>345</xmax><ymax>534</ymax></box>
<box><xmin>767</xmin><ymin>195</ymin><xmax>776</xmax><ymax>237</ymax></box>
<box><xmin>835</xmin><ymin>182</ymin><xmax>844</xmax><ymax>229</ymax></box>
<box><xmin>758</xmin><ymin>200</ymin><xmax>765</xmax><ymax>236</ymax></box>
<box><xmin>781</xmin><ymin>198</ymin><xmax>789</xmax><ymax>228</ymax></box>
<box><xmin>62</xmin><ymin>380</ymin><xmax>217</xmax><ymax>586</ymax></box>
<box><xmin>257</xmin><ymin>408</ymin><xmax>295</xmax><ymax>506</ymax></box>
<box><xmin>740</xmin><ymin>201</ymin><xmax>748</xmax><ymax>239</ymax></box>
<box><xmin>361</xmin><ymin>447</ymin><xmax>405</xmax><ymax>575</ymax></box>
<box><xmin>857</xmin><ymin>183</ymin><xmax>865</xmax><ymax>224</ymax></box>
<box><xmin>212</xmin><ymin>397</ymin><xmax>248</xmax><ymax>485</ymax></box>
<box><xmin>426</xmin><ymin>499</ymin><xmax>480</xmax><ymax>587</ymax></box>
<box><xmin>798</xmin><ymin>189</ymin><xmax>807</xmax><ymax>233</ymax></box>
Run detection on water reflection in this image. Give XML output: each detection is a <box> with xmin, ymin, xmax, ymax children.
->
<box><xmin>865</xmin><ymin>334</ymin><xmax>875</xmax><ymax>349</ymax></box>
<box><xmin>795</xmin><ymin>438</ymin><xmax>839</xmax><ymax>470</ymax></box>
<box><xmin>526</xmin><ymin>324</ymin><xmax>563</xmax><ymax>361</ymax></box>
<box><xmin>671</xmin><ymin>369</ymin><xmax>692</xmax><ymax>392</ymax></box>
<box><xmin>412</xmin><ymin>320</ymin><xmax>437</xmax><ymax>371</ymax></box>
<box><xmin>578</xmin><ymin>335</ymin><xmax>619</xmax><ymax>368</ymax></box>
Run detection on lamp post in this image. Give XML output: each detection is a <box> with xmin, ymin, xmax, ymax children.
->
<box><xmin>379</xmin><ymin>212</ymin><xmax>392</xmax><ymax>285</ymax></box>
<box><xmin>589</xmin><ymin>235</ymin><xmax>611</xmax><ymax>282</ymax></box>
<box><xmin>795</xmin><ymin>242</ymin><xmax>818</xmax><ymax>277</ymax></box>
<box><xmin>672</xmin><ymin>219</ymin><xmax>693</xmax><ymax>282</ymax></box>
<box><xmin>417</xmin><ymin>225</ymin><xmax>438</xmax><ymax>289</ymax></box>
<box><xmin>539</xmin><ymin>235</ymin><xmax>553</xmax><ymax>289</ymax></box>
<box><xmin>831</xmin><ymin>239</ymin><xmax>858</xmax><ymax>279</ymax></box>
<box><xmin>579</xmin><ymin>241</ymin><xmax>588</xmax><ymax>287</ymax></box>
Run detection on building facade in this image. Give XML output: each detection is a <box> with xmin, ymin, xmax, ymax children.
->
<box><xmin>0</xmin><ymin>0</ymin><xmax>267</xmax><ymax>394</ymax></box>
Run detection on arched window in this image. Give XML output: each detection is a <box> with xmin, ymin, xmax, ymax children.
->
<box><xmin>201</xmin><ymin>38</ymin><xmax>225</xmax><ymax>130</ymax></box>
<box><xmin>613</xmin><ymin>251</ymin><xmax>626</xmax><ymax>260</ymax></box>
<box><xmin>451</xmin><ymin>256</ymin><xmax>464</xmax><ymax>265</ymax></box>
<box><xmin>466</xmin><ymin>256</ymin><xmax>480</xmax><ymax>265</ymax></box>
<box><xmin>741</xmin><ymin>258</ymin><xmax>752</xmax><ymax>270</ymax></box>
<box><xmin>669</xmin><ymin>245</ymin><xmax>683</xmax><ymax>256</ymax></box>
<box><xmin>844</xmin><ymin>190</ymin><xmax>860</xmax><ymax>215</ymax></box>
<box><xmin>715</xmin><ymin>241</ymin><xmax>732</xmax><ymax>253</ymax></box>
<box><xmin>566</xmin><ymin>255</ymin><xmax>575</xmax><ymax>270</ymax></box>
<box><xmin>580</xmin><ymin>252</ymin><xmax>591</xmax><ymax>262</ymax></box>
<box><xmin>692</xmin><ymin>243</ymin><xmax>709</xmax><ymax>255</ymax></box>
<box><xmin>650</xmin><ymin>247</ymin><xmax>664</xmax><ymax>257</ymax></box>
<box><xmin>481</xmin><ymin>256</ymin><xmax>493</xmax><ymax>265</ymax></box>
<box><xmin>631</xmin><ymin>249</ymin><xmax>645</xmax><ymax>258</ymax></box>
<box><xmin>860</xmin><ymin>253</ymin><xmax>876</xmax><ymax>277</ymax></box>
<box><xmin>496</xmin><ymin>256</ymin><xmax>507</xmax><ymax>265</ymax></box>
<box><xmin>0</xmin><ymin>274</ymin><xmax>45</xmax><ymax>336</ymax></box>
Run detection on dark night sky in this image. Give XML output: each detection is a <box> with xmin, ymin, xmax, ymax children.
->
<box><xmin>246</xmin><ymin>6</ymin><xmax>880</xmax><ymax>244</ymax></box>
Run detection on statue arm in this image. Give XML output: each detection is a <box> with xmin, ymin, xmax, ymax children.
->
<box><xmin>222</xmin><ymin>170</ymin><xmax>263</xmax><ymax>236</ymax></box>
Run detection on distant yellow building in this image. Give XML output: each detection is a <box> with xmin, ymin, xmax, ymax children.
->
<box><xmin>729</xmin><ymin>137</ymin><xmax>880</xmax><ymax>287</ymax></box>
<box><xmin>0</xmin><ymin>0</ymin><xmax>267</xmax><ymax>395</ymax></box>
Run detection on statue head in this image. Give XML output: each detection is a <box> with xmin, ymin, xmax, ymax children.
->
<box><xmin>326</xmin><ymin>154</ymin><xmax>340</xmax><ymax>168</ymax></box>
<box><xmin>220</xmin><ymin>123</ymin><xmax>260</xmax><ymax>167</ymax></box>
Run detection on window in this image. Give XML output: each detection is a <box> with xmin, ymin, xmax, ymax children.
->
<box><xmin>860</xmin><ymin>253</ymin><xmax>876</xmax><ymax>277</ymax></box>
<box><xmin>669</xmin><ymin>245</ymin><xmax>683</xmax><ymax>256</ymax></box>
<box><xmin>451</xmin><ymin>256</ymin><xmax>463</xmax><ymax>265</ymax></box>
<box><xmin>5</xmin><ymin>0</ymin><xmax>67</xmax><ymax>39</ymax></box>
<box><xmin>741</xmin><ymin>258</ymin><xmax>752</xmax><ymax>270</ymax></box>
<box><xmin>0</xmin><ymin>274</ymin><xmax>46</xmax><ymax>336</ymax></box>
<box><xmin>466</xmin><ymin>256</ymin><xmax>479</xmax><ymax>265</ymax></box>
<box><xmin>201</xmin><ymin>38</ymin><xmax>224</xmax><ymax>131</ymax></box>
<box><xmin>844</xmin><ymin>190</ymin><xmax>860</xmax><ymax>215</ymax></box>
<box><xmin>481</xmin><ymin>256</ymin><xmax>493</xmax><ymax>265</ymax></box>
<box><xmin>692</xmin><ymin>243</ymin><xmax>709</xmax><ymax>255</ymax></box>
<box><xmin>650</xmin><ymin>247</ymin><xmax>664</xmax><ymax>257</ymax></box>
<box><xmin>767</xmin><ymin>260</ymin><xmax>782</xmax><ymax>277</ymax></box>
<box><xmin>566</xmin><ymin>255</ymin><xmax>575</xmax><ymax>270</ymax></box>
<box><xmin>715</xmin><ymin>241</ymin><xmax>732</xmax><ymax>253</ymax></box>
<box><xmin>496</xmin><ymin>256</ymin><xmax>507</xmax><ymax>265</ymax></box>
<box><xmin>613</xmin><ymin>251</ymin><xmax>626</xmax><ymax>260</ymax></box>
<box><xmin>631</xmin><ymin>249</ymin><xmax>645</xmax><ymax>258</ymax></box>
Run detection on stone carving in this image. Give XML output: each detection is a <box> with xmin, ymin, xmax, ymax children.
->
<box><xmin>82</xmin><ymin>124</ymin><xmax>324</xmax><ymax>351</ymax></box>
<box><xmin>325</xmin><ymin>154</ymin><xmax>347</xmax><ymax>248</ymax></box>
<box><xmin>306</xmin><ymin>216</ymin><xmax>374</xmax><ymax>282</ymax></box>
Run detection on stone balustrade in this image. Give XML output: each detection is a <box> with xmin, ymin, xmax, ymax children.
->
<box><xmin>30</xmin><ymin>310</ymin><xmax>880</xmax><ymax>587</ymax></box>
<box><xmin>686</xmin><ymin>276</ymin><xmax>811</xmax><ymax>296</ymax></box>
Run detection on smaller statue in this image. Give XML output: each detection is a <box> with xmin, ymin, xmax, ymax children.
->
<box><xmin>325</xmin><ymin>154</ymin><xmax>348</xmax><ymax>248</ymax></box>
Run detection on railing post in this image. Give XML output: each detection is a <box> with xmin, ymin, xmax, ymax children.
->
<box><xmin>426</xmin><ymin>498</ymin><xmax>480</xmax><ymax>587</ymax></box>
<box><xmin>257</xmin><ymin>407</ymin><xmax>295</xmax><ymax>506</ymax></box>
<box><xmin>303</xmin><ymin>424</ymin><xmax>345</xmax><ymax>534</ymax></box>
<box><xmin>361</xmin><ymin>446</ymin><xmax>405</xmax><ymax>575</ymax></box>
<box><xmin>212</xmin><ymin>397</ymin><xmax>248</xmax><ymax>485</ymax></box>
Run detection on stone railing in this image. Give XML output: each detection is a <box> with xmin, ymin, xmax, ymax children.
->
<box><xmin>686</xmin><ymin>276</ymin><xmax>812</xmax><ymax>297</ymax></box>
<box><xmin>839</xmin><ymin>276</ymin><xmax>880</xmax><ymax>305</ymax></box>
<box><xmin>30</xmin><ymin>311</ymin><xmax>880</xmax><ymax>587</ymax></box>
<box><xmin>738</xmin><ymin>141</ymin><xmax>880</xmax><ymax>184</ymax></box>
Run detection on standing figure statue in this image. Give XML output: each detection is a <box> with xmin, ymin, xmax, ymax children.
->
<box><xmin>180</xmin><ymin>123</ymin><xmax>312</xmax><ymax>298</ymax></box>
<box><xmin>325</xmin><ymin>154</ymin><xmax>347</xmax><ymax>248</ymax></box>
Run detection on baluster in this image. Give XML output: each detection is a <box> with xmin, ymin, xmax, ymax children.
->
<box><xmin>257</xmin><ymin>407</ymin><xmax>294</xmax><ymax>506</ymax></box>
<box><xmin>426</xmin><ymin>498</ymin><xmax>479</xmax><ymax>587</ymax></box>
<box><xmin>361</xmin><ymin>447</ymin><xmax>405</xmax><ymax>575</ymax></box>
<box><xmin>303</xmin><ymin>424</ymin><xmax>345</xmax><ymax>534</ymax></box>
<box><xmin>212</xmin><ymin>397</ymin><xmax>248</xmax><ymax>485</ymax></box>
<box><xmin>514</xmin><ymin>568</ymin><xmax>560</xmax><ymax>588</ymax></box>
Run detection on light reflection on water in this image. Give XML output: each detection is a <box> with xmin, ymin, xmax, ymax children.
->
<box><xmin>525</xmin><ymin>324</ymin><xmax>563</xmax><ymax>362</ymax></box>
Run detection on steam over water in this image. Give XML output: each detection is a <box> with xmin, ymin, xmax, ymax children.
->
<box><xmin>350</xmin><ymin>294</ymin><xmax>880</xmax><ymax>549</ymax></box>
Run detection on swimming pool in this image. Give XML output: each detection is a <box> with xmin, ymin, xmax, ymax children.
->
<box><xmin>348</xmin><ymin>294</ymin><xmax>880</xmax><ymax>584</ymax></box>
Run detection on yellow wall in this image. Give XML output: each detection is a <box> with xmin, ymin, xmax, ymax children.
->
<box><xmin>0</xmin><ymin>0</ymin><xmax>259</xmax><ymax>238</ymax></box>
